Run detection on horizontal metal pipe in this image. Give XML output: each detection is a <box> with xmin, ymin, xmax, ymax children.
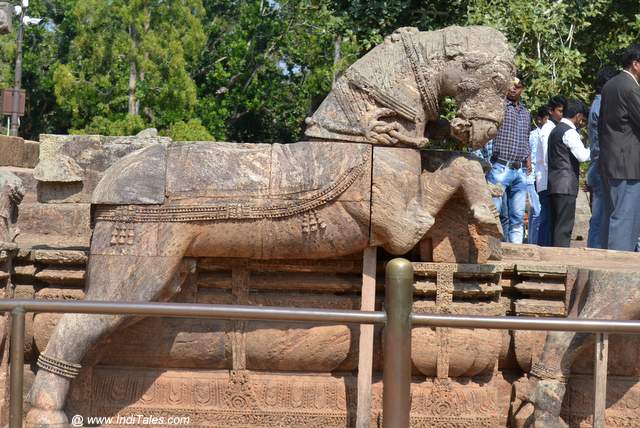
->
<box><xmin>0</xmin><ymin>299</ymin><xmax>386</xmax><ymax>325</ymax></box>
<box><xmin>411</xmin><ymin>313</ymin><xmax>640</xmax><ymax>334</ymax></box>
<box><xmin>2</xmin><ymin>299</ymin><xmax>640</xmax><ymax>334</ymax></box>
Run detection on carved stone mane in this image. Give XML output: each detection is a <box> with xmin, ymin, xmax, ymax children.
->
<box><xmin>305</xmin><ymin>26</ymin><xmax>514</xmax><ymax>146</ymax></box>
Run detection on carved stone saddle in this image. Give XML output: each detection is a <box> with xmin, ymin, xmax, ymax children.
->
<box><xmin>92</xmin><ymin>141</ymin><xmax>370</xmax><ymax>223</ymax></box>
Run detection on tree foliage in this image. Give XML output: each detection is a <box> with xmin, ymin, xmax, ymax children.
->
<box><xmin>0</xmin><ymin>0</ymin><xmax>638</xmax><ymax>140</ymax></box>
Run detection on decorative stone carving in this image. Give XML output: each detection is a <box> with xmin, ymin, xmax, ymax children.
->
<box><xmin>305</xmin><ymin>26</ymin><xmax>514</xmax><ymax>149</ymax></box>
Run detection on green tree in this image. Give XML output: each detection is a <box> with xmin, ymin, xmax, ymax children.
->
<box><xmin>52</xmin><ymin>0</ymin><xmax>206</xmax><ymax>134</ymax></box>
<box><xmin>196</xmin><ymin>0</ymin><xmax>354</xmax><ymax>143</ymax></box>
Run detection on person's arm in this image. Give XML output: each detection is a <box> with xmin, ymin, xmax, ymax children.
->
<box><xmin>563</xmin><ymin>128</ymin><xmax>591</xmax><ymax>162</ymax></box>
<box><xmin>628</xmin><ymin>85</ymin><xmax>640</xmax><ymax>133</ymax></box>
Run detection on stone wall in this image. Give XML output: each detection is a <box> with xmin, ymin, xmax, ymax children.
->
<box><xmin>3</xmin><ymin>132</ymin><xmax>170</xmax><ymax>245</ymax></box>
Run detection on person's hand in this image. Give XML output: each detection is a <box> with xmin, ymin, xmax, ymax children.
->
<box><xmin>582</xmin><ymin>182</ymin><xmax>591</xmax><ymax>193</ymax></box>
<box><xmin>526</xmin><ymin>157</ymin><xmax>532</xmax><ymax>175</ymax></box>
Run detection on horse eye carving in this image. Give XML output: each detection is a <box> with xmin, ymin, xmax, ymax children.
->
<box><xmin>492</xmin><ymin>73</ymin><xmax>508</xmax><ymax>92</ymax></box>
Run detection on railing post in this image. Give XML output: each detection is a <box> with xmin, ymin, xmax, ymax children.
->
<box><xmin>356</xmin><ymin>247</ymin><xmax>377</xmax><ymax>428</ymax></box>
<box><xmin>593</xmin><ymin>332</ymin><xmax>608</xmax><ymax>428</ymax></box>
<box><xmin>383</xmin><ymin>258</ymin><xmax>413</xmax><ymax>428</ymax></box>
<box><xmin>9</xmin><ymin>307</ymin><xmax>25</xmax><ymax>428</ymax></box>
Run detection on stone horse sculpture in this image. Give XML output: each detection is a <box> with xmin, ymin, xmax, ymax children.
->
<box><xmin>26</xmin><ymin>25</ymin><xmax>515</xmax><ymax>427</ymax></box>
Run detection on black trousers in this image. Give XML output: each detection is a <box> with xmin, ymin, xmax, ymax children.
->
<box><xmin>550</xmin><ymin>193</ymin><xmax>577</xmax><ymax>247</ymax></box>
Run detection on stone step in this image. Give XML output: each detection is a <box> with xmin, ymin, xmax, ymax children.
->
<box><xmin>513</xmin><ymin>281</ymin><xmax>565</xmax><ymax>297</ymax></box>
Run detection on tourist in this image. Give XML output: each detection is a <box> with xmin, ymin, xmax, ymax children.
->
<box><xmin>548</xmin><ymin>99</ymin><xmax>590</xmax><ymax>247</ymax></box>
<box><xmin>586</xmin><ymin>67</ymin><xmax>618</xmax><ymax>248</ymax></box>
<box><xmin>599</xmin><ymin>44</ymin><xmax>640</xmax><ymax>251</ymax></box>
<box><xmin>527</xmin><ymin>106</ymin><xmax>549</xmax><ymax>244</ymax></box>
<box><xmin>472</xmin><ymin>140</ymin><xmax>510</xmax><ymax>236</ymax></box>
<box><xmin>536</xmin><ymin>96</ymin><xmax>567</xmax><ymax>246</ymax></box>
<box><xmin>486</xmin><ymin>73</ymin><xmax>531</xmax><ymax>244</ymax></box>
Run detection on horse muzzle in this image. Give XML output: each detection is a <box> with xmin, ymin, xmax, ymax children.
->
<box><xmin>450</xmin><ymin>117</ymin><xmax>499</xmax><ymax>149</ymax></box>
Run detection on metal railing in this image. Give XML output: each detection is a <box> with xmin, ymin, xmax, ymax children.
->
<box><xmin>3</xmin><ymin>258</ymin><xmax>640</xmax><ymax>428</ymax></box>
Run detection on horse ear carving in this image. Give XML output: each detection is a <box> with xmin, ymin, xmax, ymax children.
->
<box><xmin>443</xmin><ymin>26</ymin><xmax>469</xmax><ymax>59</ymax></box>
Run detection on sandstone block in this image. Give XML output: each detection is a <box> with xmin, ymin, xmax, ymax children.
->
<box><xmin>33</xmin><ymin>249</ymin><xmax>88</xmax><ymax>265</ymax></box>
<box><xmin>0</xmin><ymin>136</ymin><xmax>39</xmax><ymax>168</ymax></box>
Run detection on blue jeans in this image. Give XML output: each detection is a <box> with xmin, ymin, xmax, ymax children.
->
<box><xmin>527</xmin><ymin>183</ymin><xmax>541</xmax><ymax>244</ymax></box>
<box><xmin>487</xmin><ymin>163</ymin><xmax>528</xmax><ymax>244</ymax></box>
<box><xmin>586</xmin><ymin>161</ymin><xmax>605</xmax><ymax>248</ymax></box>
<box><xmin>606</xmin><ymin>178</ymin><xmax>640</xmax><ymax>252</ymax></box>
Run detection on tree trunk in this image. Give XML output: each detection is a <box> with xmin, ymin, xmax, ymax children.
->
<box><xmin>332</xmin><ymin>35</ymin><xmax>342</xmax><ymax>87</ymax></box>
<box><xmin>128</xmin><ymin>23</ymin><xmax>139</xmax><ymax>116</ymax></box>
<box><xmin>128</xmin><ymin>59</ymin><xmax>138</xmax><ymax>116</ymax></box>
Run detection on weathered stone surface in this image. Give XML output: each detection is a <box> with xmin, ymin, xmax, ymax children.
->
<box><xmin>34</xmin><ymin>268</ymin><xmax>85</xmax><ymax>286</ymax></box>
<box><xmin>33</xmin><ymin>154</ymin><xmax>83</xmax><ymax>182</ymax></box>
<box><xmin>522</xmin><ymin>268</ymin><xmax>640</xmax><ymax>426</ymax></box>
<box><xmin>92</xmin><ymin>143</ymin><xmax>167</xmax><ymax>204</ymax></box>
<box><xmin>0</xmin><ymin>166</ymin><xmax>37</xmax><ymax>204</ymax></box>
<box><xmin>560</xmin><ymin>375</ymin><xmax>640</xmax><ymax>427</ymax></box>
<box><xmin>34</xmin><ymin>133</ymin><xmax>170</xmax><ymax>204</ymax></box>
<box><xmin>32</xmin><ymin>249</ymin><xmax>88</xmax><ymax>265</ymax></box>
<box><xmin>13</xmin><ymin>264</ymin><xmax>36</xmax><ymax>278</ymax></box>
<box><xmin>36</xmin><ymin>182</ymin><xmax>84</xmax><ymax>204</ymax></box>
<box><xmin>0</xmin><ymin>136</ymin><xmax>39</xmax><ymax>168</ymax></box>
<box><xmin>16</xmin><ymin>202</ymin><xmax>90</xmax><ymax>238</ymax></box>
<box><xmin>513</xmin><ymin>281</ymin><xmax>565</xmax><ymax>297</ymax></box>
<box><xmin>0</xmin><ymin>169</ymin><xmax>24</xmax><ymax>243</ymax></box>
<box><xmin>513</xmin><ymin>299</ymin><xmax>566</xmax><ymax>316</ymax></box>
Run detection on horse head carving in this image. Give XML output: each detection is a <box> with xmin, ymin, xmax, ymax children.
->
<box><xmin>305</xmin><ymin>26</ymin><xmax>515</xmax><ymax>149</ymax></box>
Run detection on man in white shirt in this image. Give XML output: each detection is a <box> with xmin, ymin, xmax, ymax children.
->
<box><xmin>547</xmin><ymin>99</ymin><xmax>591</xmax><ymax>247</ymax></box>
<box><xmin>527</xmin><ymin>106</ymin><xmax>549</xmax><ymax>244</ymax></box>
<box><xmin>535</xmin><ymin>96</ymin><xmax>566</xmax><ymax>246</ymax></box>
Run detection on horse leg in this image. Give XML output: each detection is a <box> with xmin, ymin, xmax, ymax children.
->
<box><xmin>422</xmin><ymin>156</ymin><xmax>501</xmax><ymax>234</ymax></box>
<box><xmin>26</xmin><ymin>222</ymin><xmax>193</xmax><ymax>427</ymax></box>
<box><xmin>521</xmin><ymin>269</ymin><xmax>640</xmax><ymax>427</ymax></box>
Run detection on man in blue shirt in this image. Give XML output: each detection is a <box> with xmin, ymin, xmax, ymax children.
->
<box><xmin>586</xmin><ymin>67</ymin><xmax>618</xmax><ymax>248</ymax></box>
<box><xmin>486</xmin><ymin>73</ymin><xmax>531</xmax><ymax>243</ymax></box>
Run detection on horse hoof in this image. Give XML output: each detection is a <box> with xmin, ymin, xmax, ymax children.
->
<box><xmin>532</xmin><ymin>411</ymin><xmax>568</xmax><ymax>428</ymax></box>
<box><xmin>471</xmin><ymin>204</ymin><xmax>499</xmax><ymax>226</ymax></box>
<box><xmin>24</xmin><ymin>408</ymin><xmax>69</xmax><ymax>428</ymax></box>
<box><xmin>512</xmin><ymin>402</ymin><xmax>534</xmax><ymax>428</ymax></box>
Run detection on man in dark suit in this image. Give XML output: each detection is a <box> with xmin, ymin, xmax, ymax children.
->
<box><xmin>547</xmin><ymin>100</ymin><xmax>590</xmax><ymax>247</ymax></box>
<box><xmin>599</xmin><ymin>44</ymin><xmax>640</xmax><ymax>251</ymax></box>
